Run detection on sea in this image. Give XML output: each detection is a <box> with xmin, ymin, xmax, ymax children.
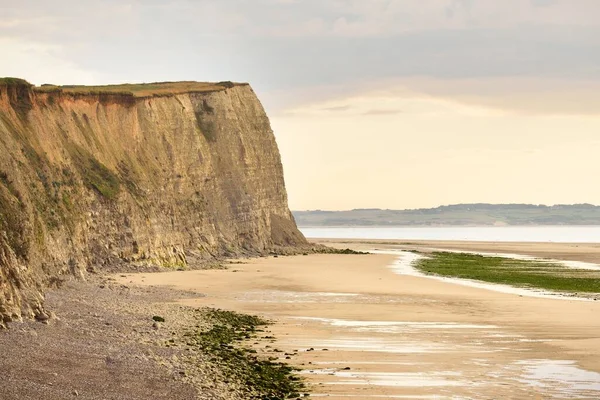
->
<box><xmin>299</xmin><ymin>226</ymin><xmax>600</xmax><ymax>243</ymax></box>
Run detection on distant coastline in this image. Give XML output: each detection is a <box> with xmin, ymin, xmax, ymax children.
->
<box><xmin>293</xmin><ymin>203</ymin><xmax>600</xmax><ymax>226</ymax></box>
<box><xmin>298</xmin><ymin>226</ymin><xmax>600</xmax><ymax>243</ymax></box>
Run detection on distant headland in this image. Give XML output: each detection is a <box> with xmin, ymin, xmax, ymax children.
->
<box><xmin>293</xmin><ymin>203</ymin><xmax>600</xmax><ymax>226</ymax></box>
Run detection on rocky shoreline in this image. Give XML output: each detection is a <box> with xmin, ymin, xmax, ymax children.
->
<box><xmin>0</xmin><ymin>272</ymin><xmax>307</xmax><ymax>399</ymax></box>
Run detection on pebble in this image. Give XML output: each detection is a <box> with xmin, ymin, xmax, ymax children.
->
<box><xmin>35</xmin><ymin>312</ymin><xmax>50</xmax><ymax>322</ymax></box>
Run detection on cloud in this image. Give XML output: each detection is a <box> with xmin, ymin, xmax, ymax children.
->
<box><xmin>362</xmin><ymin>109</ymin><xmax>404</xmax><ymax>116</ymax></box>
<box><xmin>383</xmin><ymin>76</ymin><xmax>600</xmax><ymax>116</ymax></box>
<box><xmin>322</xmin><ymin>105</ymin><xmax>351</xmax><ymax>112</ymax></box>
<box><xmin>0</xmin><ymin>38</ymin><xmax>97</xmax><ymax>85</ymax></box>
<box><xmin>531</xmin><ymin>0</ymin><xmax>558</xmax><ymax>7</ymax></box>
<box><xmin>282</xmin><ymin>88</ymin><xmax>503</xmax><ymax>119</ymax></box>
<box><xmin>445</xmin><ymin>0</ymin><xmax>473</xmax><ymax>19</ymax></box>
<box><xmin>272</xmin><ymin>73</ymin><xmax>600</xmax><ymax>118</ymax></box>
<box><xmin>4</xmin><ymin>1</ymin><xmax>599</xmax><ymax>42</ymax></box>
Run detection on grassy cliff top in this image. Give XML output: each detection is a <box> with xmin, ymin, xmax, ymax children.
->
<box><xmin>0</xmin><ymin>77</ymin><xmax>33</xmax><ymax>86</ymax></box>
<box><xmin>35</xmin><ymin>81</ymin><xmax>248</xmax><ymax>97</ymax></box>
<box><xmin>0</xmin><ymin>78</ymin><xmax>247</xmax><ymax>97</ymax></box>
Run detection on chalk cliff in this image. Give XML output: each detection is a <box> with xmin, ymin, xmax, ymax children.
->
<box><xmin>0</xmin><ymin>79</ymin><xmax>306</xmax><ymax>327</ymax></box>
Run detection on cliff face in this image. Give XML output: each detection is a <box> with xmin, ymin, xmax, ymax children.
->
<box><xmin>0</xmin><ymin>80</ymin><xmax>306</xmax><ymax>327</ymax></box>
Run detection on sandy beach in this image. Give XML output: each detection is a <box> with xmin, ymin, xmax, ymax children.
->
<box><xmin>116</xmin><ymin>240</ymin><xmax>600</xmax><ymax>399</ymax></box>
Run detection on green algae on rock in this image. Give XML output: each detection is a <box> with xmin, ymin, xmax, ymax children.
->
<box><xmin>182</xmin><ymin>308</ymin><xmax>306</xmax><ymax>399</ymax></box>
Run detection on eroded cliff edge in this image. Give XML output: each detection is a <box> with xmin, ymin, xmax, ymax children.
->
<box><xmin>0</xmin><ymin>79</ymin><xmax>307</xmax><ymax>327</ymax></box>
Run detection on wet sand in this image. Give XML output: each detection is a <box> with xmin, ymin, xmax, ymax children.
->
<box><xmin>318</xmin><ymin>238</ymin><xmax>600</xmax><ymax>263</ymax></box>
<box><xmin>117</xmin><ymin>241</ymin><xmax>600</xmax><ymax>399</ymax></box>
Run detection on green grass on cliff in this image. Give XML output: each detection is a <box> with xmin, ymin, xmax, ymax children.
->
<box><xmin>414</xmin><ymin>252</ymin><xmax>600</xmax><ymax>293</ymax></box>
<box><xmin>33</xmin><ymin>81</ymin><xmax>245</xmax><ymax>98</ymax></box>
<box><xmin>66</xmin><ymin>143</ymin><xmax>120</xmax><ymax>199</ymax></box>
<box><xmin>0</xmin><ymin>77</ymin><xmax>32</xmax><ymax>86</ymax></box>
<box><xmin>0</xmin><ymin>172</ymin><xmax>30</xmax><ymax>259</ymax></box>
<box><xmin>84</xmin><ymin>158</ymin><xmax>121</xmax><ymax>199</ymax></box>
<box><xmin>1</xmin><ymin>77</ymin><xmax>246</xmax><ymax>97</ymax></box>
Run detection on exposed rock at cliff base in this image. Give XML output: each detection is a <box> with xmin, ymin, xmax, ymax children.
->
<box><xmin>0</xmin><ymin>78</ymin><xmax>307</xmax><ymax>325</ymax></box>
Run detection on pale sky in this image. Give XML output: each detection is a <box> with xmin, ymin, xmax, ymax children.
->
<box><xmin>2</xmin><ymin>0</ymin><xmax>600</xmax><ymax>210</ymax></box>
